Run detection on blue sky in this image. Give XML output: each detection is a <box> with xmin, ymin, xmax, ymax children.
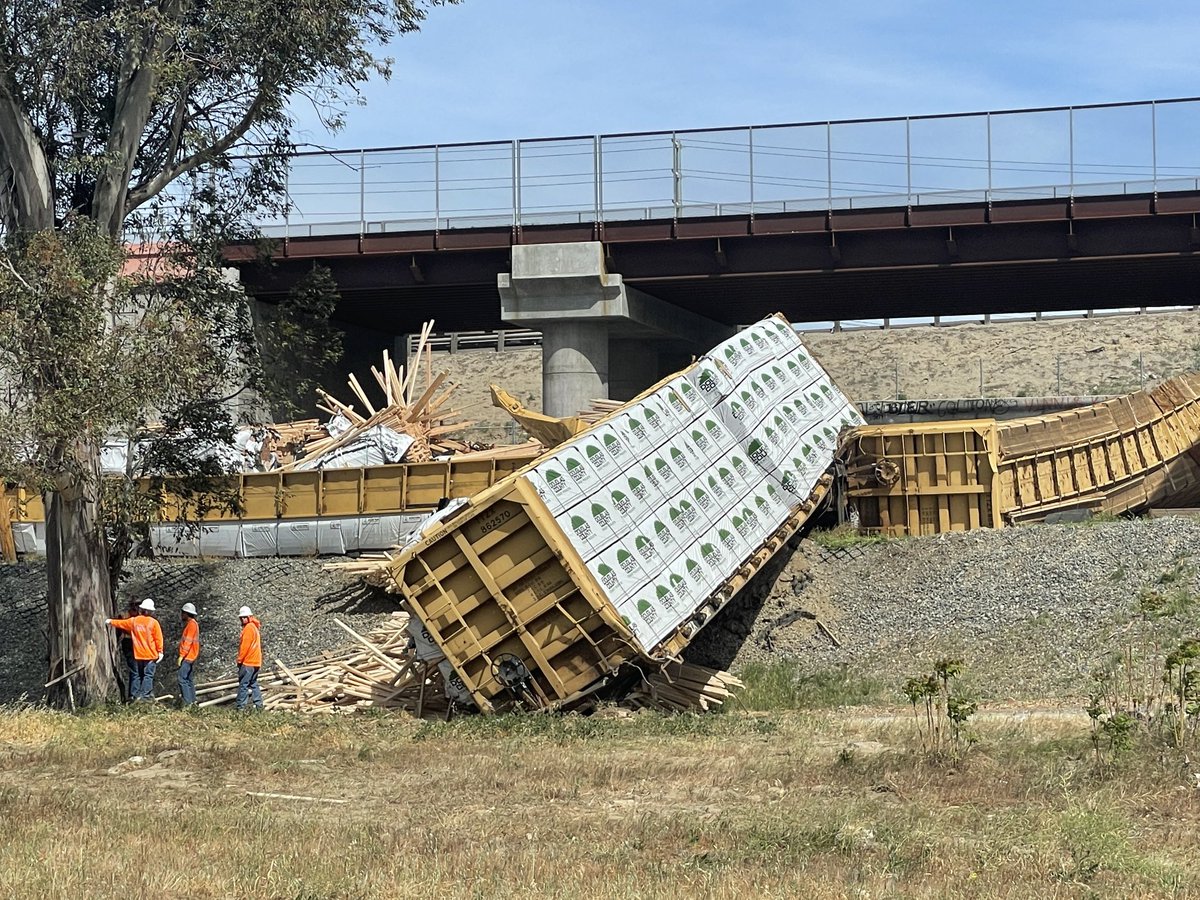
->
<box><xmin>292</xmin><ymin>1</ymin><xmax>1200</xmax><ymax>149</ymax></box>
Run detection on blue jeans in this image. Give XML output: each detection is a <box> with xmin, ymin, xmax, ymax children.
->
<box><xmin>236</xmin><ymin>665</ymin><xmax>263</xmax><ymax>710</ymax></box>
<box><xmin>131</xmin><ymin>659</ymin><xmax>157</xmax><ymax>700</ymax></box>
<box><xmin>177</xmin><ymin>659</ymin><xmax>197</xmax><ymax>706</ymax></box>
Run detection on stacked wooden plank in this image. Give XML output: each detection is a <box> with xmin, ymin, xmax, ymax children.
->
<box><xmin>576</xmin><ymin>398</ymin><xmax>623</xmax><ymax>425</ymax></box>
<box><xmin>194</xmin><ymin>613</ymin><xmax>449</xmax><ymax>717</ymax></box>
<box><xmin>621</xmin><ymin>663</ymin><xmax>745</xmax><ymax>713</ymax></box>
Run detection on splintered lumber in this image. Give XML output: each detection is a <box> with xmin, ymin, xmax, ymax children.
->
<box><xmin>193</xmin><ymin>612</ymin><xmax>451</xmax><ymax>718</ymax></box>
<box><xmin>278</xmin><ymin>319</ymin><xmax>490</xmax><ymax>470</ymax></box>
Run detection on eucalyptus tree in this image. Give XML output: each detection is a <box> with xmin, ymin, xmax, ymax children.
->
<box><xmin>0</xmin><ymin>0</ymin><xmax>447</xmax><ymax>706</ymax></box>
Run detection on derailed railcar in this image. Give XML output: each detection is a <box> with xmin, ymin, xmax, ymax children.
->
<box><xmin>382</xmin><ymin>315</ymin><xmax>862</xmax><ymax>713</ymax></box>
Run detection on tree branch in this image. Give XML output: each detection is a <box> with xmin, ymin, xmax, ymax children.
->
<box><xmin>126</xmin><ymin>85</ymin><xmax>276</xmax><ymax>211</ymax></box>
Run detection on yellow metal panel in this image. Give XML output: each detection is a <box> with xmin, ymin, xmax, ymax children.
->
<box><xmin>241</xmin><ymin>474</ymin><xmax>280</xmax><ymax>519</ymax></box>
<box><xmin>280</xmin><ymin>472</ymin><xmax>321</xmax><ymax>518</ymax></box>
<box><xmin>362</xmin><ymin>465</ymin><xmax>406</xmax><ymax>513</ymax></box>
<box><xmin>404</xmin><ymin>463</ymin><xmax>451</xmax><ymax>508</ymax></box>
<box><xmin>321</xmin><ymin>469</ymin><xmax>362</xmax><ymax>516</ymax></box>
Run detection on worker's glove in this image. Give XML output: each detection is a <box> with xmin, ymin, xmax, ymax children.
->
<box><xmin>104</xmin><ymin>618</ymin><xmax>112</xmax><ymax>626</ymax></box>
<box><xmin>176</xmin><ymin>657</ymin><xmax>183</xmax><ymax>668</ymax></box>
<box><xmin>156</xmin><ymin>653</ymin><xmax>163</xmax><ymax>663</ymax></box>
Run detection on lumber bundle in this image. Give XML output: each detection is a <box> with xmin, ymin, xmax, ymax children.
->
<box><xmin>194</xmin><ymin>613</ymin><xmax>450</xmax><ymax>717</ymax></box>
<box><xmin>620</xmin><ymin>662</ymin><xmax>745</xmax><ymax>713</ymax></box>
<box><xmin>576</xmin><ymin>397</ymin><xmax>624</xmax><ymax>425</ymax></box>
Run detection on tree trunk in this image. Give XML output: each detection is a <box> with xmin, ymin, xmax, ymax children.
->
<box><xmin>45</xmin><ymin>440</ymin><xmax>117</xmax><ymax>708</ymax></box>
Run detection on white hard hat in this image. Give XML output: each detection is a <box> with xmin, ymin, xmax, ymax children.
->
<box><xmin>237</xmin><ymin>606</ymin><xmax>253</xmax><ymax>618</ymax></box>
<box><xmin>139</xmin><ymin>598</ymin><xmax>156</xmax><ymax>612</ymax></box>
<box><xmin>181</xmin><ymin>602</ymin><xmax>197</xmax><ymax>616</ymax></box>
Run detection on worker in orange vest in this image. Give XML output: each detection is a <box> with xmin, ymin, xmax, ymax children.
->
<box><xmin>105</xmin><ymin>599</ymin><xmax>164</xmax><ymax>701</ymax></box>
<box><xmin>176</xmin><ymin>602</ymin><xmax>200</xmax><ymax>707</ymax></box>
<box><xmin>235</xmin><ymin>605</ymin><xmax>264</xmax><ymax>711</ymax></box>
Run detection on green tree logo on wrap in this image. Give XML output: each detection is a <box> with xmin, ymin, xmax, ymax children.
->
<box><xmin>701</xmin><ymin>541</ymin><xmax>724</xmax><ymax>569</ymax></box>
<box><xmin>777</xmin><ymin>470</ymin><xmax>800</xmax><ymax>494</ymax></box>
<box><xmin>690</xmin><ymin>428</ymin><xmax>710</xmax><ymax>453</ymax></box>
<box><xmin>708</xmin><ymin>474</ymin><xmax>726</xmax><ymax>501</ymax></box>
<box><xmin>584</xmin><ymin>443</ymin><xmax>608</xmax><ymax>469</ymax></box>
<box><xmin>670</xmin><ymin>571</ymin><xmax>687</xmax><ymax>594</ymax></box>
<box><xmin>728</xmin><ymin>399</ymin><xmax>747</xmax><ymax>422</ymax></box>
<box><xmin>656</xmin><ymin>584</ymin><xmax>677</xmax><ymax>610</ymax></box>
<box><xmin>786</xmin><ymin>359</ymin><xmax>803</xmax><ymax>381</ymax></box>
<box><xmin>751</xmin><ymin>331</ymin><xmax>770</xmax><ymax>354</ymax></box>
<box><xmin>597</xmin><ymin>562</ymin><xmax>619</xmax><ymax>593</ymax></box>
<box><xmin>747</xmin><ymin>438</ymin><xmax>769</xmax><ymax>465</ymax></box>
<box><xmin>669</xmin><ymin>447</ymin><xmax>689</xmax><ymax>472</ymax></box>
<box><xmin>823</xmin><ymin>426</ymin><xmax>837</xmax><ymax>445</ymax></box>
<box><xmin>772</xmin><ymin>364</ymin><xmax>788</xmax><ymax>386</ymax></box>
<box><xmin>679</xmin><ymin>499</ymin><xmax>698</xmax><ymax>528</ymax></box>
<box><xmin>773</xmin><ymin>414</ymin><xmax>791</xmax><ymax>437</ymax></box>
<box><xmin>792</xmin><ymin>395</ymin><xmax>810</xmax><ymax>416</ymax></box>
<box><xmin>634</xmin><ymin>534</ymin><xmax>657</xmax><ymax>562</ymax></box>
<box><xmin>719</xmin><ymin>527</ymin><xmax>739</xmax><ymax>554</ymax></box>
<box><xmin>732</xmin><ymin>514</ymin><xmax>751</xmax><ymax>538</ymax></box>
<box><xmin>644</xmin><ymin>405</ymin><xmax>665</xmax><ymax>433</ymax></box>
<box><xmin>810</xmin><ymin>390</ymin><xmax>825</xmax><ymax>409</ymax></box>
<box><xmin>569</xmin><ymin>514</ymin><xmax>592</xmax><ymax>541</ymax></box>
<box><xmin>628</xmin><ymin>476</ymin><xmax>647</xmax><ymax>502</ymax></box>
<box><xmin>739</xmin><ymin>337</ymin><xmax>755</xmax><ymax>358</ymax></box>
<box><xmin>764</xmin><ymin>426</ymin><xmax>782</xmax><ymax>450</ymax></box>
<box><xmin>669</xmin><ymin>505</ymin><xmax>686</xmax><ymax>533</ymax></box>
<box><xmin>756</xmin><ymin>494</ymin><xmax>772</xmax><ymax>518</ymax></box>
<box><xmin>667</xmin><ymin>389</ymin><xmax>687</xmax><ymax>416</ymax></box>
<box><xmin>761</xmin><ymin>371</ymin><xmax>779</xmax><ymax>395</ymax></box>
<box><xmin>739</xmin><ymin>389</ymin><xmax>758</xmax><ymax>414</ymax></box>
<box><xmin>654</xmin><ymin>457</ymin><xmax>675</xmax><ymax>483</ymax></box>
<box><xmin>741</xmin><ymin>504</ymin><xmax>759</xmax><ymax>528</ymax></box>
<box><xmin>610</xmin><ymin>488</ymin><xmax>632</xmax><ymax>516</ymax></box>
<box><xmin>796</xmin><ymin>350</ymin><xmax>810</xmax><ymax>369</ymax></box>
<box><xmin>724</xmin><ymin>343</ymin><xmax>744</xmax><ymax>367</ymax></box>
<box><xmin>767</xmin><ymin>484</ymin><xmax>784</xmax><ymax>506</ymax></box>
<box><xmin>636</xmin><ymin>598</ymin><xmax>659</xmax><ymax>626</ymax></box>
<box><xmin>697</xmin><ymin>366</ymin><xmax>721</xmax><ymax>396</ymax></box>
<box><xmin>543</xmin><ymin>467</ymin><xmax>570</xmax><ymax>497</ymax></box>
<box><xmin>591</xmin><ymin>502</ymin><xmax>612</xmax><ymax>530</ymax></box>
<box><xmin>628</xmin><ymin>415</ymin><xmax>648</xmax><ymax>445</ymax></box>
<box><xmin>820</xmin><ymin>383</ymin><xmax>833</xmax><ymax>400</ymax></box>
<box><xmin>705</xmin><ymin>418</ymin><xmax>727</xmax><ymax>444</ymax></box>
<box><xmin>750</xmin><ymin>379</ymin><xmax>767</xmax><ymax>404</ymax></box>
<box><xmin>693</xmin><ymin>485</ymin><xmax>712</xmax><ymax>511</ymax></box>
<box><xmin>653</xmin><ymin>519</ymin><xmax>676</xmax><ymax>550</ymax></box>
<box><xmin>602</xmin><ymin>432</ymin><xmax>625</xmax><ymax>461</ymax></box>
<box><xmin>617</xmin><ymin>548</ymin><xmax>639</xmax><ymax>576</ymax></box>
<box><xmin>566</xmin><ymin>458</ymin><xmax>588</xmax><ymax>484</ymax></box>
<box><xmin>800</xmin><ymin>443</ymin><xmax>816</xmax><ymax>469</ymax></box>
<box><xmin>718</xmin><ymin>466</ymin><xmax>737</xmax><ymax>491</ymax></box>
<box><xmin>732</xmin><ymin>454</ymin><xmax>751</xmax><ymax>480</ymax></box>
<box><xmin>685</xmin><ymin>557</ymin><xmax>704</xmax><ymax>584</ymax></box>
<box><xmin>680</xmin><ymin>381</ymin><xmax>701</xmax><ymax>406</ymax></box>
<box><xmin>642</xmin><ymin>464</ymin><xmax>661</xmax><ymax>492</ymax></box>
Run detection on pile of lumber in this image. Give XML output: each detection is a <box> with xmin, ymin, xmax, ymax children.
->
<box><xmin>192</xmin><ymin>614</ymin><xmax>743</xmax><ymax>717</ymax></box>
<box><xmin>194</xmin><ymin>613</ymin><xmax>449</xmax><ymax>717</ymax></box>
<box><xmin>620</xmin><ymin>662</ymin><xmax>745</xmax><ymax>713</ymax></box>
<box><xmin>576</xmin><ymin>398</ymin><xmax>624</xmax><ymax>425</ymax></box>
<box><xmin>289</xmin><ymin>320</ymin><xmax>476</xmax><ymax>467</ymax></box>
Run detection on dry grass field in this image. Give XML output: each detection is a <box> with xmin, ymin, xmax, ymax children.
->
<box><xmin>2</xmin><ymin>689</ymin><xmax>1199</xmax><ymax>899</ymax></box>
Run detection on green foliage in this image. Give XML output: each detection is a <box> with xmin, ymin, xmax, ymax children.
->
<box><xmin>1087</xmin><ymin>560</ymin><xmax>1200</xmax><ymax>773</ymax></box>
<box><xmin>901</xmin><ymin>657</ymin><xmax>977</xmax><ymax>758</ymax></box>
<box><xmin>811</xmin><ymin>525</ymin><xmax>892</xmax><ymax>550</ymax></box>
<box><xmin>255</xmin><ymin>264</ymin><xmax>345</xmax><ymax>419</ymax></box>
<box><xmin>736</xmin><ymin>662</ymin><xmax>887</xmax><ymax>710</ymax></box>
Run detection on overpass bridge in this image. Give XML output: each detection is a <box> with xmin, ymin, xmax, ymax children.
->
<box><xmin>233</xmin><ymin>97</ymin><xmax>1200</xmax><ymax>415</ymax></box>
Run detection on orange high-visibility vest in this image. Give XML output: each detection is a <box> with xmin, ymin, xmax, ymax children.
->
<box><xmin>237</xmin><ymin>617</ymin><xmax>262</xmax><ymax>668</ymax></box>
<box><xmin>109</xmin><ymin>615</ymin><xmax>163</xmax><ymax>661</ymax></box>
<box><xmin>178</xmin><ymin>618</ymin><xmax>200</xmax><ymax>662</ymax></box>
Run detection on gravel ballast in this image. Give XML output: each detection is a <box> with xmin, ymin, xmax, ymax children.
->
<box><xmin>4</xmin><ymin>517</ymin><xmax>1199</xmax><ymax>704</ymax></box>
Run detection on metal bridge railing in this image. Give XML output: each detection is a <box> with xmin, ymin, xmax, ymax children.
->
<box><xmin>251</xmin><ymin>97</ymin><xmax>1200</xmax><ymax>239</ymax></box>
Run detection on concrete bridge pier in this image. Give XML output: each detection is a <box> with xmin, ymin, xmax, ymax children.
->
<box><xmin>498</xmin><ymin>242</ymin><xmax>732</xmax><ymax>417</ymax></box>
